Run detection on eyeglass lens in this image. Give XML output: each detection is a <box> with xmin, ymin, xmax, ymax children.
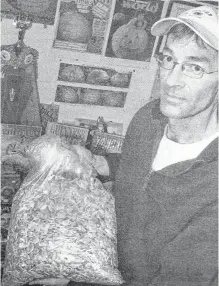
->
<box><xmin>157</xmin><ymin>54</ymin><xmax>204</xmax><ymax>79</ymax></box>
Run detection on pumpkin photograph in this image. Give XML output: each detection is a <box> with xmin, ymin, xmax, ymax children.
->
<box><xmin>54</xmin><ymin>0</ymin><xmax>112</xmax><ymax>54</ymax></box>
<box><xmin>106</xmin><ymin>0</ymin><xmax>164</xmax><ymax>62</ymax></box>
<box><xmin>1</xmin><ymin>0</ymin><xmax>58</xmax><ymax>25</ymax></box>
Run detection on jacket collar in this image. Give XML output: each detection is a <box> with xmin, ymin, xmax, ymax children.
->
<box><xmin>150</xmin><ymin>100</ymin><xmax>218</xmax><ymax>177</ymax></box>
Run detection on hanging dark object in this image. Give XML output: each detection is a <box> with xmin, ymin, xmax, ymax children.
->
<box><xmin>1</xmin><ymin>67</ymin><xmax>26</xmax><ymax>124</ymax></box>
<box><xmin>13</xmin><ymin>13</ymin><xmax>33</xmax><ymax>56</ymax></box>
<box><xmin>1</xmin><ymin>14</ymin><xmax>35</xmax><ymax>69</ymax></box>
<box><xmin>1</xmin><ymin>42</ymin><xmax>38</xmax><ymax>69</ymax></box>
<box><xmin>1</xmin><ymin>13</ymin><xmax>41</xmax><ymax>126</ymax></box>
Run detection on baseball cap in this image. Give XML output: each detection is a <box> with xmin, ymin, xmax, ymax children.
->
<box><xmin>151</xmin><ymin>5</ymin><xmax>218</xmax><ymax>50</ymax></box>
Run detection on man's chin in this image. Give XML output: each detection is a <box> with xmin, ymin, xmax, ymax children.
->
<box><xmin>160</xmin><ymin>100</ymin><xmax>183</xmax><ymax>119</ymax></box>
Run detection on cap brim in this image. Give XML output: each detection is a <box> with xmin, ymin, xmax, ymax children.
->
<box><xmin>151</xmin><ymin>17</ymin><xmax>217</xmax><ymax>50</ymax></box>
<box><xmin>151</xmin><ymin>17</ymin><xmax>194</xmax><ymax>36</ymax></box>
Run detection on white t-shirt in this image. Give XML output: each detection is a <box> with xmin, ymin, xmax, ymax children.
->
<box><xmin>152</xmin><ymin>127</ymin><xmax>219</xmax><ymax>171</ymax></box>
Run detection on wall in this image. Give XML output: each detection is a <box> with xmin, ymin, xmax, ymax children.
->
<box><xmin>1</xmin><ymin>8</ymin><xmax>160</xmax><ymax>135</ymax></box>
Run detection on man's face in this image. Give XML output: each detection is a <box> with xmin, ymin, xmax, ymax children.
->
<box><xmin>159</xmin><ymin>34</ymin><xmax>218</xmax><ymax>119</ymax></box>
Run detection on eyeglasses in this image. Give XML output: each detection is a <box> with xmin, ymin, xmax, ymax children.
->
<box><xmin>155</xmin><ymin>53</ymin><xmax>218</xmax><ymax>79</ymax></box>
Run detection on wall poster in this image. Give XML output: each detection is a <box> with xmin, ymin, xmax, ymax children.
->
<box><xmin>55</xmin><ymin>62</ymin><xmax>131</xmax><ymax>108</ymax></box>
<box><xmin>55</xmin><ymin>85</ymin><xmax>127</xmax><ymax>108</ymax></box>
<box><xmin>105</xmin><ymin>0</ymin><xmax>164</xmax><ymax>62</ymax></box>
<box><xmin>54</xmin><ymin>0</ymin><xmax>112</xmax><ymax>54</ymax></box>
<box><xmin>1</xmin><ymin>0</ymin><xmax>58</xmax><ymax>25</ymax></box>
<box><xmin>58</xmin><ymin>63</ymin><xmax>132</xmax><ymax>88</ymax></box>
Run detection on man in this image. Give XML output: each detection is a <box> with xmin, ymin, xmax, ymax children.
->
<box><xmin>30</xmin><ymin>4</ymin><xmax>218</xmax><ymax>286</ymax></box>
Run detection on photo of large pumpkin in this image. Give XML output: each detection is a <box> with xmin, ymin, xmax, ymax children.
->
<box><xmin>6</xmin><ymin>0</ymin><xmax>51</xmax><ymax>14</ymax></box>
<box><xmin>112</xmin><ymin>17</ymin><xmax>149</xmax><ymax>61</ymax></box>
<box><xmin>110</xmin><ymin>73</ymin><xmax>129</xmax><ymax>88</ymax></box>
<box><xmin>60</xmin><ymin>65</ymin><xmax>85</xmax><ymax>83</ymax></box>
<box><xmin>57</xmin><ymin>11</ymin><xmax>92</xmax><ymax>43</ymax></box>
<box><xmin>86</xmin><ymin>70</ymin><xmax>109</xmax><ymax>86</ymax></box>
<box><xmin>102</xmin><ymin>91</ymin><xmax>125</xmax><ymax>108</ymax></box>
<box><xmin>81</xmin><ymin>89</ymin><xmax>102</xmax><ymax>105</ymax></box>
<box><xmin>56</xmin><ymin>86</ymin><xmax>79</xmax><ymax>104</ymax></box>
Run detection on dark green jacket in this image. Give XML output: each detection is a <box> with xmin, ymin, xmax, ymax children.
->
<box><xmin>69</xmin><ymin>99</ymin><xmax>218</xmax><ymax>286</ymax></box>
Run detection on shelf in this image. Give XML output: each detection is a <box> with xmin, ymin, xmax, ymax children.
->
<box><xmin>54</xmin><ymin>101</ymin><xmax>125</xmax><ymax>109</ymax></box>
<box><xmin>57</xmin><ymin>80</ymin><xmax>129</xmax><ymax>92</ymax></box>
<box><xmin>50</xmin><ymin>46</ymin><xmax>151</xmax><ymax>70</ymax></box>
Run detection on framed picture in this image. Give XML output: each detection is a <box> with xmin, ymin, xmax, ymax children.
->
<box><xmin>105</xmin><ymin>0</ymin><xmax>164</xmax><ymax>62</ymax></box>
<box><xmin>154</xmin><ymin>0</ymin><xmax>218</xmax><ymax>54</ymax></box>
<box><xmin>53</xmin><ymin>0</ymin><xmax>113</xmax><ymax>54</ymax></box>
<box><xmin>57</xmin><ymin>63</ymin><xmax>132</xmax><ymax>88</ymax></box>
<box><xmin>1</xmin><ymin>0</ymin><xmax>58</xmax><ymax>25</ymax></box>
<box><xmin>55</xmin><ymin>85</ymin><xmax>127</xmax><ymax>108</ymax></box>
<box><xmin>55</xmin><ymin>62</ymin><xmax>131</xmax><ymax>108</ymax></box>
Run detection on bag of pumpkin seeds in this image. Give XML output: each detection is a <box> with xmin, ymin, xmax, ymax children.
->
<box><xmin>2</xmin><ymin>135</ymin><xmax>123</xmax><ymax>286</ymax></box>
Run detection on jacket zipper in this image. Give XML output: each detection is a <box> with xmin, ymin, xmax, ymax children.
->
<box><xmin>143</xmin><ymin>167</ymin><xmax>154</xmax><ymax>190</ymax></box>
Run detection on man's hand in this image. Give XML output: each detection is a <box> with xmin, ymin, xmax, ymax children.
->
<box><xmin>29</xmin><ymin>278</ymin><xmax>70</xmax><ymax>286</ymax></box>
<box><xmin>92</xmin><ymin>155</ymin><xmax>109</xmax><ymax>176</ymax></box>
<box><xmin>69</xmin><ymin>146</ymin><xmax>109</xmax><ymax>177</ymax></box>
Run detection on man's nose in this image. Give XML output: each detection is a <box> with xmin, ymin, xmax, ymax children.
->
<box><xmin>165</xmin><ymin>64</ymin><xmax>184</xmax><ymax>87</ymax></box>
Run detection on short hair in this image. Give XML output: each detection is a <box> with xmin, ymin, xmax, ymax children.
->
<box><xmin>167</xmin><ymin>23</ymin><xmax>211</xmax><ymax>50</ymax></box>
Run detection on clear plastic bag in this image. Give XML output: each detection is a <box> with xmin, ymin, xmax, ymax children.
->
<box><xmin>2</xmin><ymin>135</ymin><xmax>123</xmax><ymax>286</ymax></box>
